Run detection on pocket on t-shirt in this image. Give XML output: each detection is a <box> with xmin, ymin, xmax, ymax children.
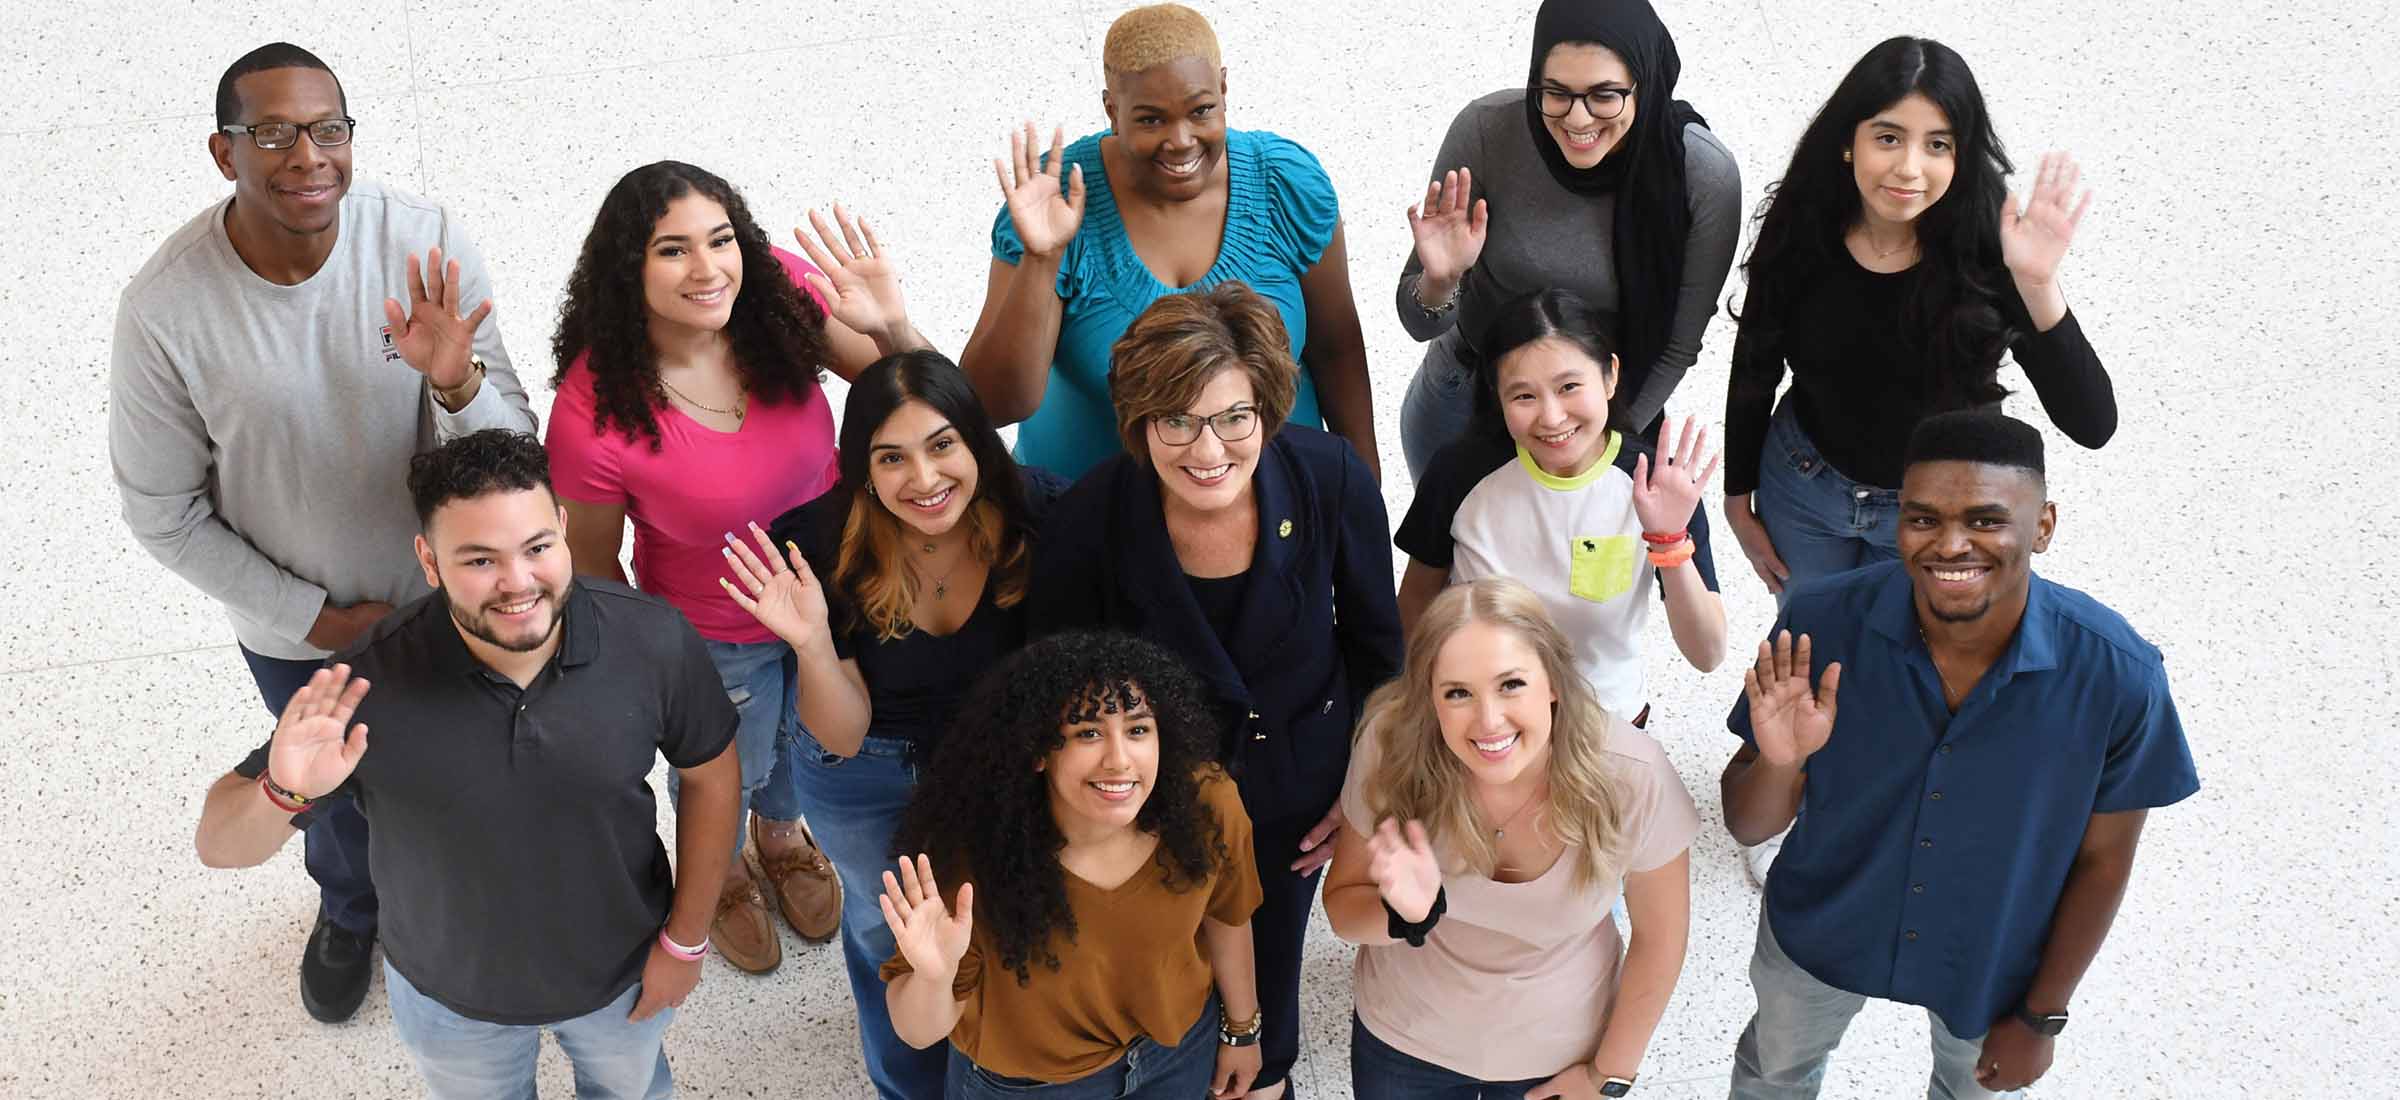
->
<box><xmin>1567</xmin><ymin>534</ymin><xmax>1638</xmax><ymax>604</ymax></box>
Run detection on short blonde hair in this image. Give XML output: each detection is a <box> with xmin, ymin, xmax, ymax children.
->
<box><xmin>1108</xmin><ymin>283</ymin><xmax>1298</xmax><ymax>460</ymax></box>
<box><xmin>1102</xmin><ymin>3</ymin><xmax>1222</xmax><ymax>77</ymax></box>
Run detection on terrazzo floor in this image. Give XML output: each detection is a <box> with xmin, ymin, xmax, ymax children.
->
<box><xmin>3</xmin><ymin>1</ymin><xmax>2392</xmax><ymax>1096</ymax></box>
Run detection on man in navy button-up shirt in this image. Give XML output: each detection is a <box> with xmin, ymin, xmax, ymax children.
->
<box><xmin>1719</xmin><ymin>412</ymin><xmax>2197</xmax><ymax>1099</ymax></box>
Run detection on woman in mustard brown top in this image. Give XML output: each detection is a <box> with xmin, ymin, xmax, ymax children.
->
<box><xmin>879</xmin><ymin>631</ymin><xmax>1265</xmax><ymax>1099</ymax></box>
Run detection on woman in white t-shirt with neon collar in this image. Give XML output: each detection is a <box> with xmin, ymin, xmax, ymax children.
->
<box><xmin>1395</xmin><ymin>288</ymin><xmax>1726</xmax><ymax>725</ymax></box>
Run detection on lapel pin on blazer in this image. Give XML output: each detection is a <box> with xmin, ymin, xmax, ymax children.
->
<box><xmin>1278</xmin><ymin>518</ymin><xmax>1294</xmax><ymax>538</ymax></box>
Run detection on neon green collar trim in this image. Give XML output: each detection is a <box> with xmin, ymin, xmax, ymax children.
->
<box><xmin>1515</xmin><ymin>431</ymin><xmax>1620</xmax><ymax>491</ymax></box>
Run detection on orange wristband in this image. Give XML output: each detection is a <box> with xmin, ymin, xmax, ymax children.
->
<box><xmin>1648</xmin><ymin>539</ymin><xmax>1697</xmax><ymax>568</ymax></box>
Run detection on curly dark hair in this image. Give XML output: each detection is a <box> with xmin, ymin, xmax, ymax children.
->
<box><xmin>406</xmin><ymin>429</ymin><xmax>553</xmax><ymax>526</ymax></box>
<box><xmin>892</xmin><ymin>631</ymin><xmax>1229</xmax><ymax>985</ymax></box>
<box><xmin>550</xmin><ymin>160</ymin><xmax>832</xmax><ymax>449</ymax></box>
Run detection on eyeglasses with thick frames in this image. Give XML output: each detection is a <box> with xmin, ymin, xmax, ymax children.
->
<box><xmin>218</xmin><ymin>117</ymin><xmax>357</xmax><ymax>151</ymax></box>
<box><xmin>1152</xmin><ymin>404</ymin><xmax>1261</xmax><ymax>446</ymax></box>
<box><xmin>1534</xmin><ymin>86</ymin><xmax>1632</xmax><ymax>121</ymax></box>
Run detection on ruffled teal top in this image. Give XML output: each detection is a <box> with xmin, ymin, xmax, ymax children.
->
<box><xmin>992</xmin><ymin>127</ymin><xmax>1340</xmax><ymax>478</ymax></box>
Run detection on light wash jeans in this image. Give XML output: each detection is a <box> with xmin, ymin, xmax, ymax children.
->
<box><xmin>1751</xmin><ymin>405</ymin><xmax>1901</xmax><ymax>606</ymax></box>
<box><xmin>384</xmin><ymin>960</ymin><xmax>674</xmax><ymax>1100</ymax></box>
<box><xmin>669</xmin><ymin>638</ymin><xmax>810</xmax><ymax>860</ymax></box>
<box><xmin>1729</xmin><ymin>912</ymin><xmax>2018</xmax><ymax>1100</ymax></box>
<box><xmin>788</xmin><ymin>730</ymin><xmax>949</xmax><ymax>1099</ymax></box>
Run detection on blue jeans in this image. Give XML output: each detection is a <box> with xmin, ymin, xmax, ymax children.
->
<box><xmin>670</xmin><ymin>639</ymin><xmax>809</xmax><ymax>859</ymax></box>
<box><xmin>788</xmin><ymin>730</ymin><xmax>948</xmax><ymax>1099</ymax></box>
<box><xmin>1752</xmin><ymin>405</ymin><xmax>1901</xmax><ymax>602</ymax></box>
<box><xmin>945</xmin><ymin>995</ymin><xmax>1219</xmax><ymax>1100</ymax></box>
<box><xmin>1349</xmin><ymin>1013</ymin><xmax>1551</xmax><ymax>1099</ymax></box>
<box><xmin>385</xmin><ymin>960</ymin><xmax>674</xmax><ymax>1100</ymax></box>
<box><xmin>1729</xmin><ymin>912</ymin><xmax>2017</xmax><ymax>1100</ymax></box>
<box><xmin>1398</xmin><ymin>332</ymin><xmax>1476</xmax><ymax>482</ymax></box>
<box><xmin>239</xmin><ymin>646</ymin><xmax>377</xmax><ymax>936</ymax></box>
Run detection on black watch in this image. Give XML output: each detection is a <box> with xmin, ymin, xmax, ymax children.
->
<box><xmin>2013</xmin><ymin>1002</ymin><xmax>2069</xmax><ymax>1036</ymax></box>
<box><xmin>1599</xmin><ymin>1075</ymin><xmax>1636</xmax><ymax>1097</ymax></box>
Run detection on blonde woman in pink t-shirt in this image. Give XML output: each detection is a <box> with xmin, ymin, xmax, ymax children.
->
<box><xmin>545</xmin><ymin>160</ymin><xmax>931</xmax><ymax>977</ymax></box>
<box><xmin>1323</xmin><ymin>577</ymin><xmax>1698</xmax><ymax>1099</ymax></box>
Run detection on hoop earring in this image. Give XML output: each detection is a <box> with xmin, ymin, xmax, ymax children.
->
<box><xmin>1842</xmin><ymin>149</ymin><xmax>1852</xmax><ymax>163</ymax></box>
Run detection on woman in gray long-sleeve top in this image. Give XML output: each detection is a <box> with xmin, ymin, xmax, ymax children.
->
<box><xmin>1395</xmin><ymin>0</ymin><xmax>1741</xmax><ymax>480</ymax></box>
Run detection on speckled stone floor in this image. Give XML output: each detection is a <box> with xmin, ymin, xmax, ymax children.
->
<box><xmin>4</xmin><ymin>1</ymin><xmax>2391</xmax><ymax>1096</ymax></box>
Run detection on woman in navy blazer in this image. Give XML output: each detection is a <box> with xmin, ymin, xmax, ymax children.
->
<box><xmin>1028</xmin><ymin>283</ymin><xmax>1402</xmax><ymax>1100</ymax></box>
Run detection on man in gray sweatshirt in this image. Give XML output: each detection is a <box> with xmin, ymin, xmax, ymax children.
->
<box><xmin>109</xmin><ymin>42</ymin><xmax>536</xmax><ymax>1022</ymax></box>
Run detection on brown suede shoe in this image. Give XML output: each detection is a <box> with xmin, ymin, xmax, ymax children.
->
<box><xmin>711</xmin><ymin>867</ymin><xmax>782</xmax><ymax>975</ymax></box>
<box><xmin>752</xmin><ymin>813</ymin><xmax>843</xmax><ymax>942</ymax></box>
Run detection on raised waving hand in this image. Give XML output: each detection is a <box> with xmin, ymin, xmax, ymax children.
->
<box><xmin>1999</xmin><ymin>151</ymin><xmax>2093</xmax><ymax>287</ymax></box>
<box><xmin>792</xmin><ymin>205</ymin><xmax>911</xmax><ymax>343</ymax></box>
<box><xmin>266</xmin><ymin>664</ymin><xmax>373</xmax><ymax>799</ymax></box>
<box><xmin>994</xmin><ymin>122</ymin><xmax>1086</xmax><ymax>259</ymax></box>
<box><xmin>1630</xmin><ymin>415</ymin><xmax>1722</xmax><ymax>536</ymax></box>
<box><xmin>881</xmin><ymin>854</ymin><xmax>974</xmax><ymax>979</ymax></box>
<box><xmin>1366</xmin><ymin>818</ymin><xmax>1445</xmax><ymax>923</ymax></box>
<box><xmin>1406</xmin><ymin>167</ymin><xmax>1488</xmax><ymax>289</ymax></box>
<box><xmin>383</xmin><ymin>247</ymin><xmax>492</xmax><ymax>391</ymax></box>
<box><xmin>1743</xmin><ymin>630</ymin><xmax>1841</xmax><ymax>770</ymax></box>
<box><xmin>719</xmin><ymin>521</ymin><xmax>830</xmax><ymax>648</ymax></box>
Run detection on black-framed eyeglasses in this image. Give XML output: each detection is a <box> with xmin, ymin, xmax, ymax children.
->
<box><xmin>218</xmin><ymin>117</ymin><xmax>356</xmax><ymax>151</ymax></box>
<box><xmin>1152</xmin><ymin>404</ymin><xmax>1261</xmax><ymax>446</ymax></box>
<box><xmin>1534</xmin><ymin>86</ymin><xmax>1633</xmax><ymax>121</ymax></box>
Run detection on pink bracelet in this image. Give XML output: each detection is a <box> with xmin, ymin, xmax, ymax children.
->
<box><xmin>658</xmin><ymin>929</ymin><xmax>710</xmax><ymax>961</ymax></box>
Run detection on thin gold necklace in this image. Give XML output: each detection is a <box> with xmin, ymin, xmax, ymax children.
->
<box><xmin>1862</xmin><ymin>225</ymin><xmax>1915</xmax><ymax>259</ymax></box>
<box><xmin>915</xmin><ymin>540</ymin><xmax>967</xmax><ymax>600</ymax></box>
<box><xmin>659</xmin><ymin>375</ymin><xmax>745</xmax><ymax>419</ymax></box>
<box><xmin>1485</xmin><ymin>778</ymin><xmax>1548</xmax><ymax>841</ymax></box>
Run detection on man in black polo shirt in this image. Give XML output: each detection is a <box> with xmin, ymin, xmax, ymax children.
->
<box><xmin>195</xmin><ymin>429</ymin><xmax>739</xmax><ymax>1099</ymax></box>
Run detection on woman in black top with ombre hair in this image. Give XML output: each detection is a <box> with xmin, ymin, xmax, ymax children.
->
<box><xmin>1721</xmin><ymin>36</ymin><xmax>2116</xmax><ymax>600</ymax></box>
<box><xmin>722</xmin><ymin>349</ymin><xmax>1064</xmax><ymax>1099</ymax></box>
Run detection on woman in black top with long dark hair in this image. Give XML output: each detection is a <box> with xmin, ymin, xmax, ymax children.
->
<box><xmin>1722</xmin><ymin>36</ymin><xmax>2116</xmax><ymax>599</ymax></box>
<box><xmin>722</xmin><ymin>350</ymin><xmax>1063</xmax><ymax>1099</ymax></box>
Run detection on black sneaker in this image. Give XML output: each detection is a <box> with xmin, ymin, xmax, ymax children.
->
<box><xmin>300</xmin><ymin>909</ymin><xmax>375</xmax><ymax>1023</ymax></box>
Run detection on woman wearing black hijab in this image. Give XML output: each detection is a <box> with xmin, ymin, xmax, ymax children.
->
<box><xmin>1394</xmin><ymin>0</ymin><xmax>1742</xmax><ymax>480</ymax></box>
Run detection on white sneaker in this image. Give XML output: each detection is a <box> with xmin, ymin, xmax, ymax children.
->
<box><xmin>1742</xmin><ymin>832</ymin><xmax>1785</xmax><ymax>889</ymax></box>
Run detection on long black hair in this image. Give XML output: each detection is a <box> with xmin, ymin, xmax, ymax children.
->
<box><xmin>831</xmin><ymin>350</ymin><xmax>1037</xmax><ymax>640</ymax></box>
<box><xmin>891</xmin><ymin>632</ymin><xmax>1229</xmax><ymax>985</ymax></box>
<box><xmin>1738</xmin><ymin>37</ymin><xmax>2016</xmax><ymax>406</ymax></box>
<box><xmin>1469</xmin><ymin>288</ymin><xmax>1631</xmax><ymax>440</ymax></box>
<box><xmin>551</xmin><ymin>160</ymin><xmax>832</xmax><ymax>448</ymax></box>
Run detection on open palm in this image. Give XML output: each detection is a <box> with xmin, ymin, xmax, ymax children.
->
<box><xmin>793</xmin><ymin>205</ymin><xmax>908</xmax><ymax>340</ymax></box>
<box><xmin>266</xmin><ymin>664</ymin><xmax>374</xmax><ymax>800</ymax></box>
<box><xmin>1743</xmin><ymin>631</ymin><xmax>1840</xmax><ymax>769</ymax></box>
<box><xmin>2000</xmin><ymin>151</ymin><xmax>2093</xmax><ymax>286</ymax></box>
<box><xmin>1406</xmin><ymin>167</ymin><xmax>1487</xmax><ymax>285</ymax></box>
<box><xmin>383</xmin><ymin>247</ymin><xmax>492</xmax><ymax>390</ymax></box>
<box><xmin>1630</xmin><ymin>415</ymin><xmax>1721</xmax><ymax>534</ymax></box>
<box><xmin>881</xmin><ymin>854</ymin><xmax>974</xmax><ymax>979</ymax></box>
<box><xmin>1367</xmin><ymin>818</ymin><xmax>1445</xmax><ymax>923</ymax></box>
<box><xmin>995</xmin><ymin>122</ymin><xmax>1086</xmax><ymax>258</ymax></box>
<box><xmin>719</xmin><ymin>522</ymin><xmax>828</xmax><ymax>647</ymax></box>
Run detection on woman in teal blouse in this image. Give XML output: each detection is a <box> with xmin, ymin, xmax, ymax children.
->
<box><xmin>959</xmin><ymin>2</ymin><xmax>1378</xmax><ymax>480</ymax></box>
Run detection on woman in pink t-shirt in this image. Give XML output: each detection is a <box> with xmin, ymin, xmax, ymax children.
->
<box><xmin>1323</xmin><ymin>577</ymin><xmax>1697</xmax><ymax>1098</ymax></box>
<box><xmin>545</xmin><ymin>159</ymin><xmax>931</xmax><ymax>976</ymax></box>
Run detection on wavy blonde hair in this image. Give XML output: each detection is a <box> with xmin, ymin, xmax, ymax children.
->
<box><xmin>1354</xmin><ymin>577</ymin><xmax>1631</xmax><ymax>891</ymax></box>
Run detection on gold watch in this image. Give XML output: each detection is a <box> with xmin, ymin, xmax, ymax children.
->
<box><xmin>435</xmin><ymin>356</ymin><xmax>487</xmax><ymax>406</ymax></box>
